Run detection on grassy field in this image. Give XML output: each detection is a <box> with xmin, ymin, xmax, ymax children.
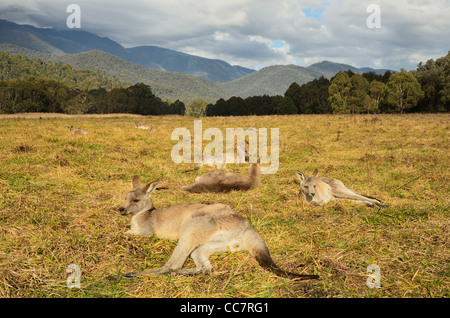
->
<box><xmin>0</xmin><ymin>113</ymin><xmax>448</xmax><ymax>298</ymax></box>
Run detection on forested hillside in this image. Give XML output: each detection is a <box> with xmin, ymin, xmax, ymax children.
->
<box><xmin>0</xmin><ymin>51</ymin><xmax>126</xmax><ymax>91</ymax></box>
<box><xmin>0</xmin><ymin>45</ymin><xmax>230</xmax><ymax>104</ymax></box>
<box><xmin>54</xmin><ymin>50</ymin><xmax>230</xmax><ymax>104</ymax></box>
<box><xmin>0</xmin><ymin>52</ymin><xmax>185</xmax><ymax>115</ymax></box>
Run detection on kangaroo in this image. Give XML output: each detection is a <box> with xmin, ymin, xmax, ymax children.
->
<box><xmin>112</xmin><ymin>175</ymin><xmax>318</xmax><ymax>281</ymax></box>
<box><xmin>296</xmin><ymin>169</ymin><xmax>387</xmax><ymax>207</ymax></box>
<box><xmin>68</xmin><ymin>126</ymin><xmax>88</xmax><ymax>135</ymax></box>
<box><xmin>134</xmin><ymin>122</ymin><xmax>152</xmax><ymax>130</ymax></box>
<box><xmin>180</xmin><ymin>160</ymin><xmax>260</xmax><ymax>193</ymax></box>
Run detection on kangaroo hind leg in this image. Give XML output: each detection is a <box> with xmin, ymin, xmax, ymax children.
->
<box><xmin>123</xmin><ymin>233</ymin><xmax>200</xmax><ymax>278</ymax></box>
<box><xmin>180</xmin><ymin>183</ymin><xmax>205</xmax><ymax>193</ymax></box>
<box><xmin>334</xmin><ymin>189</ymin><xmax>386</xmax><ymax>207</ymax></box>
<box><xmin>174</xmin><ymin>245</ymin><xmax>214</xmax><ymax>275</ymax></box>
<box><xmin>158</xmin><ymin>213</ymin><xmax>222</xmax><ymax>275</ymax></box>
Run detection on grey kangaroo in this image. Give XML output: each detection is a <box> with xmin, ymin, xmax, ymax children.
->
<box><xmin>68</xmin><ymin>126</ymin><xmax>88</xmax><ymax>135</ymax></box>
<box><xmin>180</xmin><ymin>160</ymin><xmax>260</xmax><ymax>193</ymax></box>
<box><xmin>112</xmin><ymin>175</ymin><xmax>319</xmax><ymax>280</ymax></box>
<box><xmin>296</xmin><ymin>169</ymin><xmax>387</xmax><ymax>207</ymax></box>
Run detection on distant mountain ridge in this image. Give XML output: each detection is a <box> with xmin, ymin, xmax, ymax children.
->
<box><xmin>0</xmin><ymin>19</ymin><xmax>254</xmax><ymax>82</ymax></box>
<box><xmin>0</xmin><ymin>19</ymin><xmax>396</xmax><ymax>102</ymax></box>
<box><xmin>308</xmin><ymin>60</ymin><xmax>392</xmax><ymax>78</ymax></box>
<box><xmin>127</xmin><ymin>45</ymin><xmax>254</xmax><ymax>82</ymax></box>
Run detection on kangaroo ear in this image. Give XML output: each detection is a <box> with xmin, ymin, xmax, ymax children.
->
<box><xmin>311</xmin><ymin>169</ymin><xmax>319</xmax><ymax>178</ymax></box>
<box><xmin>144</xmin><ymin>179</ymin><xmax>160</xmax><ymax>195</ymax></box>
<box><xmin>295</xmin><ymin>171</ymin><xmax>305</xmax><ymax>182</ymax></box>
<box><xmin>132</xmin><ymin>175</ymin><xmax>141</xmax><ymax>189</ymax></box>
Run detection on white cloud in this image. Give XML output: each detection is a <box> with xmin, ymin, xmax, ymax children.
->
<box><xmin>0</xmin><ymin>0</ymin><xmax>449</xmax><ymax>71</ymax></box>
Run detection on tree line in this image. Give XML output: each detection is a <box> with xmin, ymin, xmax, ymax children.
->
<box><xmin>0</xmin><ymin>78</ymin><xmax>185</xmax><ymax>115</ymax></box>
<box><xmin>206</xmin><ymin>51</ymin><xmax>449</xmax><ymax>116</ymax></box>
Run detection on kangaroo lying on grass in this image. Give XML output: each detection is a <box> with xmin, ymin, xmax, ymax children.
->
<box><xmin>68</xmin><ymin>126</ymin><xmax>88</xmax><ymax>135</ymax></box>
<box><xmin>134</xmin><ymin>122</ymin><xmax>154</xmax><ymax>131</ymax></box>
<box><xmin>180</xmin><ymin>160</ymin><xmax>260</xmax><ymax>193</ymax></box>
<box><xmin>111</xmin><ymin>175</ymin><xmax>318</xmax><ymax>280</ymax></box>
<box><xmin>296</xmin><ymin>169</ymin><xmax>387</xmax><ymax>207</ymax></box>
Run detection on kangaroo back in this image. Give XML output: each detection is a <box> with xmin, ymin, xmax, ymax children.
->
<box><xmin>181</xmin><ymin>162</ymin><xmax>260</xmax><ymax>193</ymax></box>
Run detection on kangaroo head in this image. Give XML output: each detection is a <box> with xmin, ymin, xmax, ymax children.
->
<box><xmin>296</xmin><ymin>169</ymin><xmax>319</xmax><ymax>201</ymax></box>
<box><xmin>119</xmin><ymin>175</ymin><xmax>160</xmax><ymax>215</ymax></box>
<box><xmin>248</xmin><ymin>158</ymin><xmax>261</xmax><ymax>182</ymax></box>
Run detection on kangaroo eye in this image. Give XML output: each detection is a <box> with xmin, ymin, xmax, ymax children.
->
<box><xmin>133</xmin><ymin>199</ymin><xmax>140</xmax><ymax>203</ymax></box>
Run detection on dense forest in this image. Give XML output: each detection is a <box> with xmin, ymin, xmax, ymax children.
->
<box><xmin>0</xmin><ymin>52</ymin><xmax>185</xmax><ymax>115</ymax></box>
<box><xmin>206</xmin><ymin>52</ymin><xmax>449</xmax><ymax>116</ymax></box>
<box><xmin>0</xmin><ymin>50</ymin><xmax>448</xmax><ymax>115</ymax></box>
<box><xmin>0</xmin><ymin>51</ymin><xmax>126</xmax><ymax>92</ymax></box>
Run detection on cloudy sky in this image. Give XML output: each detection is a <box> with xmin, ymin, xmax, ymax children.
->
<box><xmin>1</xmin><ymin>0</ymin><xmax>449</xmax><ymax>71</ymax></box>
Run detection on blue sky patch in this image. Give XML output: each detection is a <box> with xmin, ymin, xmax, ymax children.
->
<box><xmin>271</xmin><ymin>40</ymin><xmax>284</xmax><ymax>48</ymax></box>
<box><xmin>302</xmin><ymin>7</ymin><xmax>325</xmax><ymax>24</ymax></box>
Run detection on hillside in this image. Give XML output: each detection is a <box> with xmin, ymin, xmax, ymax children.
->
<box><xmin>0</xmin><ymin>45</ymin><xmax>229</xmax><ymax>104</ymax></box>
<box><xmin>221</xmin><ymin>64</ymin><xmax>323</xmax><ymax>97</ymax></box>
<box><xmin>0</xmin><ymin>50</ymin><xmax>125</xmax><ymax>92</ymax></box>
<box><xmin>54</xmin><ymin>50</ymin><xmax>230</xmax><ymax>104</ymax></box>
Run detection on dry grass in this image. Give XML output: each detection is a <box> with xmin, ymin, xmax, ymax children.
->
<box><xmin>0</xmin><ymin>113</ymin><xmax>448</xmax><ymax>298</ymax></box>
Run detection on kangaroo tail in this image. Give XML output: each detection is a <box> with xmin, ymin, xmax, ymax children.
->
<box><xmin>254</xmin><ymin>247</ymin><xmax>319</xmax><ymax>280</ymax></box>
<box><xmin>156</xmin><ymin>185</ymin><xmax>204</xmax><ymax>193</ymax></box>
<box><xmin>244</xmin><ymin>229</ymin><xmax>319</xmax><ymax>281</ymax></box>
<box><xmin>182</xmin><ymin>165</ymin><xmax>201</xmax><ymax>173</ymax></box>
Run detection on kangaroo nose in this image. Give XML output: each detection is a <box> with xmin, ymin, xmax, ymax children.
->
<box><xmin>119</xmin><ymin>207</ymin><xmax>125</xmax><ymax>214</ymax></box>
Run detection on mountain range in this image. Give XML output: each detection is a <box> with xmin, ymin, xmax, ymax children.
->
<box><xmin>0</xmin><ymin>19</ymin><xmax>395</xmax><ymax>103</ymax></box>
<box><xmin>0</xmin><ymin>19</ymin><xmax>253</xmax><ymax>83</ymax></box>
